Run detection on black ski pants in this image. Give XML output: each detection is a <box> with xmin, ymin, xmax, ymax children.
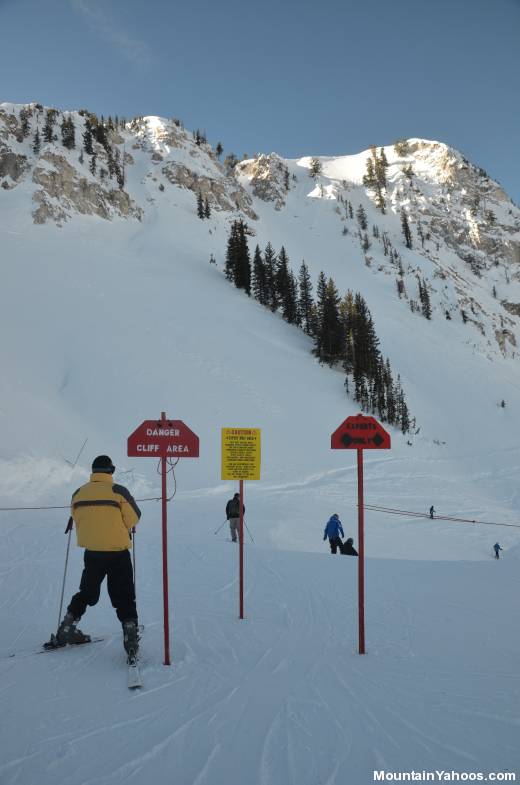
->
<box><xmin>68</xmin><ymin>550</ymin><xmax>137</xmax><ymax>624</ymax></box>
<box><xmin>329</xmin><ymin>536</ymin><xmax>343</xmax><ymax>554</ymax></box>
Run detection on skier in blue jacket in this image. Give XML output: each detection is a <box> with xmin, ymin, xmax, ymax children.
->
<box><xmin>323</xmin><ymin>514</ymin><xmax>345</xmax><ymax>554</ymax></box>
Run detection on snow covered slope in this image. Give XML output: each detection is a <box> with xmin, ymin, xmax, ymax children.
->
<box><xmin>1</xmin><ymin>103</ymin><xmax>520</xmax><ymax>783</ymax></box>
<box><xmin>1</xmin><ymin>516</ymin><xmax>519</xmax><ymax>785</ymax></box>
<box><xmin>1</xmin><ymin>102</ymin><xmax>520</xmax><ymax>556</ymax></box>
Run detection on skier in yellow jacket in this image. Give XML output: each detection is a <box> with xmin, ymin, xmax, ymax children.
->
<box><xmin>55</xmin><ymin>455</ymin><xmax>141</xmax><ymax>657</ymax></box>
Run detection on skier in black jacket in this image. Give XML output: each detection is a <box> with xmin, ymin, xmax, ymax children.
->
<box><xmin>225</xmin><ymin>493</ymin><xmax>245</xmax><ymax>543</ymax></box>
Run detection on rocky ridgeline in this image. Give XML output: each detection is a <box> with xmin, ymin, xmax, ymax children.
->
<box><xmin>0</xmin><ymin>103</ymin><xmax>257</xmax><ymax>225</ymax></box>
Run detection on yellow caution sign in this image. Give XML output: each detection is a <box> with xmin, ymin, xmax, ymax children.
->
<box><xmin>221</xmin><ymin>428</ymin><xmax>261</xmax><ymax>481</ymax></box>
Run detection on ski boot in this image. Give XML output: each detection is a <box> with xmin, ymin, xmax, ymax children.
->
<box><xmin>123</xmin><ymin>620</ymin><xmax>139</xmax><ymax>661</ymax></box>
<box><xmin>54</xmin><ymin>612</ymin><xmax>90</xmax><ymax>646</ymax></box>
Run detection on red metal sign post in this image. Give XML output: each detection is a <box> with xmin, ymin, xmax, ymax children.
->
<box><xmin>128</xmin><ymin>412</ymin><xmax>199</xmax><ymax>665</ymax></box>
<box><xmin>239</xmin><ymin>479</ymin><xmax>244</xmax><ymax>619</ymax></box>
<box><xmin>331</xmin><ymin>413</ymin><xmax>390</xmax><ymax>654</ymax></box>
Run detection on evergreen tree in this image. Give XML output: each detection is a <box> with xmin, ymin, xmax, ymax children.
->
<box><xmin>215</xmin><ymin>142</ymin><xmax>223</xmax><ymax>159</ymax></box>
<box><xmin>315</xmin><ymin>271</ymin><xmax>327</xmax><ymax>327</ymax></box>
<box><xmin>275</xmin><ymin>247</ymin><xmax>298</xmax><ymax>323</ymax></box>
<box><xmin>348</xmin><ymin>201</ymin><xmax>354</xmax><ymax>219</ymax></box>
<box><xmin>32</xmin><ymin>128</ymin><xmax>41</xmax><ymax>155</ymax></box>
<box><xmin>235</xmin><ymin>220</ymin><xmax>251</xmax><ymax>295</ymax></box>
<box><xmin>19</xmin><ymin>108</ymin><xmax>31</xmax><ymax>138</ymax></box>
<box><xmin>356</xmin><ymin>205</ymin><xmax>368</xmax><ymax>230</ymax></box>
<box><xmin>418</xmin><ymin>278</ymin><xmax>432</xmax><ymax>319</ymax></box>
<box><xmin>289</xmin><ymin>269</ymin><xmax>300</xmax><ymax>326</ymax></box>
<box><xmin>358</xmin><ymin>294</ymin><xmax>380</xmax><ymax>377</ymax></box>
<box><xmin>315</xmin><ymin>278</ymin><xmax>344</xmax><ymax>366</ymax></box>
<box><xmin>375</xmin><ymin>147</ymin><xmax>389</xmax><ymax>188</ymax></box>
<box><xmin>340</xmin><ymin>291</ymin><xmax>355</xmax><ymax>375</ymax></box>
<box><xmin>252</xmin><ymin>245</ymin><xmax>268</xmax><ymax>305</ymax></box>
<box><xmin>83</xmin><ymin>123</ymin><xmax>94</xmax><ymax>155</ymax></box>
<box><xmin>264</xmin><ymin>242</ymin><xmax>278</xmax><ymax>311</ymax></box>
<box><xmin>224</xmin><ymin>153</ymin><xmax>239</xmax><ymax>174</ymax></box>
<box><xmin>93</xmin><ymin>122</ymin><xmax>108</xmax><ymax>149</ymax></box>
<box><xmin>401</xmin><ymin>210</ymin><xmax>413</xmax><ymax>248</ymax></box>
<box><xmin>204</xmin><ymin>197</ymin><xmax>211</xmax><ymax>219</ymax></box>
<box><xmin>225</xmin><ymin>221</ymin><xmax>239</xmax><ymax>281</ymax></box>
<box><xmin>89</xmin><ymin>154</ymin><xmax>97</xmax><ymax>176</ymax></box>
<box><xmin>61</xmin><ymin>116</ymin><xmax>76</xmax><ymax>149</ymax></box>
<box><xmin>197</xmin><ymin>191</ymin><xmax>205</xmax><ymax>219</ymax></box>
<box><xmin>374</xmin><ymin>184</ymin><xmax>386</xmax><ymax>213</ymax></box>
<box><xmin>309</xmin><ymin>157</ymin><xmax>322</xmax><ymax>178</ymax></box>
<box><xmin>298</xmin><ymin>261</ymin><xmax>314</xmax><ymax>335</ymax></box>
<box><xmin>43</xmin><ymin>109</ymin><xmax>57</xmax><ymax>143</ymax></box>
<box><xmin>393</xmin><ymin>139</ymin><xmax>410</xmax><ymax>156</ymax></box>
<box><xmin>362</xmin><ymin>158</ymin><xmax>376</xmax><ymax>188</ymax></box>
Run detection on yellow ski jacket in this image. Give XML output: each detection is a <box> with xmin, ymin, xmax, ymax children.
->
<box><xmin>71</xmin><ymin>473</ymin><xmax>141</xmax><ymax>551</ymax></box>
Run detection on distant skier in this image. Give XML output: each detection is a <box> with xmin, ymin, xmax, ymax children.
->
<box><xmin>340</xmin><ymin>537</ymin><xmax>358</xmax><ymax>556</ymax></box>
<box><xmin>46</xmin><ymin>455</ymin><xmax>141</xmax><ymax>658</ymax></box>
<box><xmin>323</xmin><ymin>513</ymin><xmax>344</xmax><ymax>554</ymax></box>
<box><xmin>226</xmin><ymin>492</ymin><xmax>245</xmax><ymax>543</ymax></box>
<box><xmin>430</xmin><ymin>505</ymin><xmax>435</xmax><ymax>519</ymax></box>
<box><xmin>493</xmin><ymin>542</ymin><xmax>503</xmax><ymax>559</ymax></box>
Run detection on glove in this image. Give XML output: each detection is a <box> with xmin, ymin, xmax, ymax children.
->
<box><xmin>323</xmin><ymin>535</ymin><xmax>327</xmax><ymax>541</ymax></box>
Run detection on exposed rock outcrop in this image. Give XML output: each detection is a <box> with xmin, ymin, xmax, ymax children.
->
<box><xmin>32</xmin><ymin>152</ymin><xmax>143</xmax><ymax>225</ymax></box>
<box><xmin>236</xmin><ymin>154</ymin><xmax>289</xmax><ymax>210</ymax></box>
<box><xmin>161</xmin><ymin>161</ymin><xmax>257</xmax><ymax>219</ymax></box>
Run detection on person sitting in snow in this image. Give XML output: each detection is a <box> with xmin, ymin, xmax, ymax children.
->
<box><xmin>323</xmin><ymin>513</ymin><xmax>344</xmax><ymax>554</ymax></box>
<box><xmin>493</xmin><ymin>542</ymin><xmax>503</xmax><ymax>559</ymax></box>
<box><xmin>340</xmin><ymin>537</ymin><xmax>358</xmax><ymax>556</ymax></box>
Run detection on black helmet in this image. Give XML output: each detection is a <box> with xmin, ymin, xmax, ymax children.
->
<box><xmin>92</xmin><ymin>455</ymin><xmax>115</xmax><ymax>474</ymax></box>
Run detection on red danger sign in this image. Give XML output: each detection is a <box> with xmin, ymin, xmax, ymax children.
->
<box><xmin>331</xmin><ymin>414</ymin><xmax>391</xmax><ymax>450</ymax></box>
<box><xmin>128</xmin><ymin>419</ymin><xmax>199</xmax><ymax>458</ymax></box>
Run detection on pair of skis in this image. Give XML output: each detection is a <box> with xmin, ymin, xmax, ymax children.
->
<box><xmin>7</xmin><ymin>634</ymin><xmax>142</xmax><ymax>690</ymax></box>
<box><xmin>45</xmin><ymin>637</ymin><xmax>142</xmax><ymax>689</ymax></box>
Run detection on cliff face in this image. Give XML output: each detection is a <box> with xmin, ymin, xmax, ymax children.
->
<box><xmin>0</xmin><ymin>105</ymin><xmax>257</xmax><ymax>225</ymax></box>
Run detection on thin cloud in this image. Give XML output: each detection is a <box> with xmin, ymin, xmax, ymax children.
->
<box><xmin>70</xmin><ymin>0</ymin><xmax>152</xmax><ymax>66</ymax></box>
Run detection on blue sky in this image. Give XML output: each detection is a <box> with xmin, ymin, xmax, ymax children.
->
<box><xmin>1</xmin><ymin>0</ymin><xmax>519</xmax><ymax>202</ymax></box>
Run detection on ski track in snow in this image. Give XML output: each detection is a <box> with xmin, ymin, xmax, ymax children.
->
<box><xmin>1</xmin><ymin>528</ymin><xmax>519</xmax><ymax>785</ymax></box>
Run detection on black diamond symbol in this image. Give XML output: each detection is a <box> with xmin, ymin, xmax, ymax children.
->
<box><xmin>373</xmin><ymin>433</ymin><xmax>384</xmax><ymax>447</ymax></box>
<box><xmin>341</xmin><ymin>433</ymin><xmax>353</xmax><ymax>447</ymax></box>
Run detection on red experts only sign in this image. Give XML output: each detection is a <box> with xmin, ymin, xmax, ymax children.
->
<box><xmin>331</xmin><ymin>413</ymin><xmax>391</xmax><ymax>450</ymax></box>
<box><xmin>127</xmin><ymin>419</ymin><xmax>199</xmax><ymax>458</ymax></box>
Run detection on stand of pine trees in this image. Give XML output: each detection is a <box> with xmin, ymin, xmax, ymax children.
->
<box><xmin>224</xmin><ymin>221</ymin><xmax>412</xmax><ymax>432</ymax></box>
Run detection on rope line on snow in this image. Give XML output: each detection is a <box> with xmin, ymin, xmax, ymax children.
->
<box><xmin>1</xmin><ymin>497</ymin><xmax>519</xmax><ymax>529</ymax></box>
<box><xmin>0</xmin><ymin>458</ymin><xmax>182</xmax><ymax>513</ymax></box>
<box><xmin>0</xmin><ymin>495</ymin><xmax>171</xmax><ymax>512</ymax></box>
<box><xmin>362</xmin><ymin>503</ymin><xmax>520</xmax><ymax>529</ymax></box>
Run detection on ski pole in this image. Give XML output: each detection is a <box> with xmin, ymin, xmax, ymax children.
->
<box><xmin>132</xmin><ymin>527</ymin><xmax>136</xmax><ymax>597</ymax></box>
<box><xmin>244</xmin><ymin>520</ymin><xmax>255</xmax><ymax>544</ymax></box>
<box><xmin>56</xmin><ymin>517</ymin><xmax>73</xmax><ymax>634</ymax></box>
<box><xmin>214</xmin><ymin>519</ymin><xmax>228</xmax><ymax>535</ymax></box>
